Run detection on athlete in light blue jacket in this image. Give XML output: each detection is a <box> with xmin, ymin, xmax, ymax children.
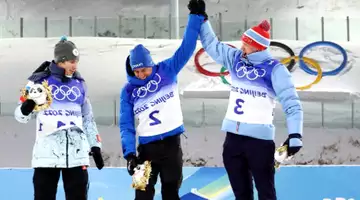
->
<box><xmin>119</xmin><ymin>1</ymin><xmax>205</xmax><ymax>199</ymax></box>
<box><xmin>199</xmin><ymin>7</ymin><xmax>303</xmax><ymax>200</ymax></box>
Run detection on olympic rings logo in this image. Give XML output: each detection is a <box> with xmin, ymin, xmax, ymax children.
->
<box><xmin>132</xmin><ymin>73</ymin><xmax>162</xmax><ymax>98</ymax></box>
<box><xmin>50</xmin><ymin>84</ymin><xmax>82</xmax><ymax>101</ymax></box>
<box><xmin>194</xmin><ymin>41</ymin><xmax>348</xmax><ymax>90</ymax></box>
<box><xmin>234</xmin><ymin>62</ymin><xmax>267</xmax><ymax>80</ymax></box>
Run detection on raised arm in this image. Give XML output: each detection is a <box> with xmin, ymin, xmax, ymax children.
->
<box><xmin>159</xmin><ymin>14</ymin><xmax>204</xmax><ymax>76</ymax></box>
<box><xmin>119</xmin><ymin>87</ymin><xmax>136</xmax><ymax>159</ymax></box>
<box><xmin>199</xmin><ymin>20</ymin><xmax>241</xmax><ymax>70</ymax></box>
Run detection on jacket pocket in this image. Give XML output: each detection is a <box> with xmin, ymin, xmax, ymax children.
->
<box><xmin>67</xmin><ymin>131</ymin><xmax>90</xmax><ymax>160</ymax></box>
<box><xmin>33</xmin><ymin>134</ymin><xmax>63</xmax><ymax>159</ymax></box>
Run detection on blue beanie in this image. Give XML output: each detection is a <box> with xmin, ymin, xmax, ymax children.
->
<box><xmin>129</xmin><ymin>44</ymin><xmax>155</xmax><ymax>70</ymax></box>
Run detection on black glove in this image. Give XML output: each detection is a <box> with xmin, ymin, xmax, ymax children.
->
<box><xmin>20</xmin><ymin>99</ymin><xmax>36</xmax><ymax>116</ymax></box>
<box><xmin>90</xmin><ymin>147</ymin><xmax>104</xmax><ymax>170</ymax></box>
<box><xmin>187</xmin><ymin>0</ymin><xmax>208</xmax><ymax>20</ymax></box>
<box><xmin>282</xmin><ymin>133</ymin><xmax>303</xmax><ymax>156</ymax></box>
<box><xmin>126</xmin><ymin>154</ymin><xmax>138</xmax><ymax>176</ymax></box>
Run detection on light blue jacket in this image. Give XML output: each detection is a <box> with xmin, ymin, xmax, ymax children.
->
<box><xmin>200</xmin><ymin>21</ymin><xmax>303</xmax><ymax>140</ymax></box>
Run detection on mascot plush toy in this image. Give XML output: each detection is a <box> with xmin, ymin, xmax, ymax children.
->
<box><xmin>20</xmin><ymin>80</ymin><xmax>52</xmax><ymax>112</ymax></box>
<box><xmin>131</xmin><ymin>161</ymin><xmax>152</xmax><ymax>191</ymax></box>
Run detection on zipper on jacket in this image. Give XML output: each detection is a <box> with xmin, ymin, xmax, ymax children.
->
<box><xmin>66</xmin><ymin>130</ymin><xmax>69</xmax><ymax>168</ymax></box>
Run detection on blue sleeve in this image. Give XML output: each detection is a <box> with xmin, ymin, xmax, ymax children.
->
<box><xmin>199</xmin><ymin>20</ymin><xmax>242</xmax><ymax>70</ymax></box>
<box><xmin>119</xmin><ymin>86</ymin><xmax>136</xmax><ymax>158</ymax></box>
<box><xmin>160</xmin><ymin>14</ymin><xmax>204</xmax><ymax>76</ymax></box>
<box><xmin>271</xmin><ymin>64</ymin><xmax>303</xmax><ymax>136</ymax></box>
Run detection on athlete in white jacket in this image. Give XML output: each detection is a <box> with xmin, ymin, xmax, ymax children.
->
<box><xmin>14</xmin><ymin>37</ymin><xmax>104</xmax><ymax>200</ymax></box>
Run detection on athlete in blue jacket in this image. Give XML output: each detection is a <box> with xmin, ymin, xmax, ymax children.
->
<box><xmin>199</xmin><ymin>6</ymin><xmax>303</xmax><ymax>200</ymax></box>
<box><xmin>119</xmin><ymin>1</ymin><xmax>205</xmax><ymax>199</ymax></box>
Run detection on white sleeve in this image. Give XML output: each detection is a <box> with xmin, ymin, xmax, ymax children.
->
<box><xmin>14</xmin><ymin>104</ymin><xmax>33</xmax><ymax>123</ymax></box>
<box><xmin>14</xmin><ymin>80</ymin><xmax>35</xmax><ymax>123</ymax></box>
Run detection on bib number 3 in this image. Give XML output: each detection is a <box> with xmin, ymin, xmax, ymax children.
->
<box><xmin>234</xmin><ymin>98</ymin><xmax>245</xmax><ymax>115</ymax></box>
<box><xmin>149</xmin><ymin>110</ymin><xmax>161</xmax><ymax>126</ymax></box>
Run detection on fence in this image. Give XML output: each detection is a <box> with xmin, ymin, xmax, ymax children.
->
<box><xmin>1</xmin><ymin>15</ymin><xmax>360</xmax><ymax>42</ymax></box>
<box><xmin>1</xmin><ymin>98</ymin><xmax>360</xmax><ymax>129</ymax></box>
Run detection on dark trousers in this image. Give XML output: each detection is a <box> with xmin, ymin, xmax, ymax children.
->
<box><xmin>135</xmin><ymin>134</ymin><xmax>183</xmax><ymax>200</ymax></box>
<box><xmin>222</xmin><ymin>132</ymin><xmax>276</xmax><ymax>200</ymax></box>
<box><xmin>33</xmin><ymin>167</ymin><xmax>89</xmax><ymax>200</ymax></box>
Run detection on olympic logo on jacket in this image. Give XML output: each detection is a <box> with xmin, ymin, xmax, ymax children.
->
<box><xmin>235</xmin><ymin>62</ymin><xmax>267</xmax><ymax>81</ymax></box>
<box><xmin>132</xmin><ymin>73</ymin><xmax>162</xmax><ymax>98</ymax></box>
<box><xmin>50</xmin><ymin>84</ymin><xmax>82</xmax><ymax>101</ymax></box>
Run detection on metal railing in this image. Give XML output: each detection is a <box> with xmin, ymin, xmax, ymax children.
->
<box><xmin>1</xmin><ymin>15</ymin><xmax>360</xmax><ymax>42</ymax></box>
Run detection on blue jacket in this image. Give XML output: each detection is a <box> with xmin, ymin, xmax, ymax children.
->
<box><xmin>119</xmin><ymin>14</ymin><xmax>205</xmax><ymax>158</ymax></box>
<box><xmin>200</xmin><ymin>21</ymin><xmax>303</xmax><ymax>140</ymax></box>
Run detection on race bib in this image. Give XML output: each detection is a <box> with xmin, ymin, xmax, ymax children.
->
<box><xmin>36</xmin><ymin>105</ymin><xmax>83</xmax><ymax>137</ymax></box>
<box><xmin>29</xmin><ymin>76</ymin><xmax>86</xmax><ymax>137</ymax></box>
<box><xmin>225</xmin><ymin>86</ymin><xmax>276</xmax><ymax>124</ymax></box>
<box><xmin>134</xmin><ymin>85</ymin><xmax>183</xmax><ymax>137</ymax></box>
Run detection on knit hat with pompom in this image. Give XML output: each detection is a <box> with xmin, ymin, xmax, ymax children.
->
<box><xmin>54</xmin><ymin>35</ymin><xmax>80</xmax><ymax>63</ymax></box>
<box><xmin>241</xmin><ymin>20</ymin><xmax>271</xmax><ymax>51</ymax></box>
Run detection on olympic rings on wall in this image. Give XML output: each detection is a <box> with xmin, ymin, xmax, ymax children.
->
<box><xmin>194</xmin><ymin>40</ymin><xmax>348</xmax><ymax>90</ymax></box>
<box><xmin>281</xmin><ymin>56</ymin><xmax>322</xmax><ymax>90</ymax></box>
<box><xmin>194</xmin><ymin>44</ymin><xmax>235</xmax><ymax>77</ymax></box>
<box><xmin>269</xmin><ymin>41</ymin><xmax>297</xmax><ymax>72</ymax></box>
<box><xmin>220</xmin><ymin>66</ymin><xmax>230</xmax><ymax>85</ymax></box>
<box><xmin>298</xmin><ymin>41</ymin><xmax>348</xmax><ymax>76</ymax></box>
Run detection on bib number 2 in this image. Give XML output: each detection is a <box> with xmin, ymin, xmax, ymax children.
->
<box><xmin>234</xmin><ymin>98</ymin><xmax>245</xmax><ymax>115</ymax></box>
<box><xmin>149</xmin><ymin>110</ymin><xmax>161</xmax><ymax>126</ymax></box>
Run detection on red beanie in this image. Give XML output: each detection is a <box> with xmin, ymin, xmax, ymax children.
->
<box><xmin>241</xmin><ymin>20</ymin><xmax>271</xmax><ymax>51</ymax></box>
